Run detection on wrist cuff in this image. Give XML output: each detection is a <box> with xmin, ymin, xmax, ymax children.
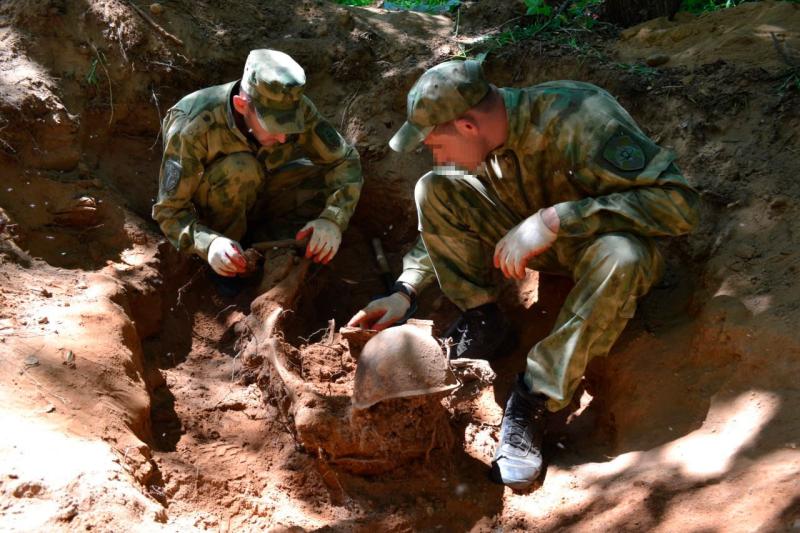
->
<box><xmin>392</xmin><ymin>281</ymin><xmax>417</xmax><ymax>305</ymax></box>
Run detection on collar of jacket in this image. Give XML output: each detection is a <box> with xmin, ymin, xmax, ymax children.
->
<box><xmin>223</xmin><ymin>80</ymin><xmax>255</xmax><ymax>146</ymax></box>
<box><xmin>498</xmin><ymin>87</ymin><xmax>531</xmax><ymax>149</ymax></box>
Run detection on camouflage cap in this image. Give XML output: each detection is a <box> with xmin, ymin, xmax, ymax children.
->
<box><xmin>241</xmin><ymin>49</ymin><xmax>307</xmax><ymax>134</ymax></box>
<box><xmin>389</xmin><ymin>59</ymin><xmax>489</xmax><ymax>153</ymax></box>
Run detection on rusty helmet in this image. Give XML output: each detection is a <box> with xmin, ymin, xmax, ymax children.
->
<box><xmin>351</xmin><ymin>324</ymin><xmax>459</xmax><ymax>410</ymax></box>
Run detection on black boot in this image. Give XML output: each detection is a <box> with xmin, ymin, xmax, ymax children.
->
<box><xmin>490</xmin><ymin>374</ymin><xmax>547</xmax><ymax>490</ymax></box>
<box><xmin>443</xmin><ymin>302</ymin><xmax>510</xmax><ymax>360</ymax></box>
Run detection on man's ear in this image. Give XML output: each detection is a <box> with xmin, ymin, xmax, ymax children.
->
<box><xmin>232</xmin><ymin>94</ymin><xmax>248</xmax><ymax>115</ymax></box>
<box><xmin>453</xmin><ymin>117</ymin><xmax>479</xmax><ymax>138</ymax></box>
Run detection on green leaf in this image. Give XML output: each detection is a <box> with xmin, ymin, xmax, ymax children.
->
<box><xmin>524</xmin><ymin>0</ymin><xmax>551</xmax><ymax>16</ymax></box>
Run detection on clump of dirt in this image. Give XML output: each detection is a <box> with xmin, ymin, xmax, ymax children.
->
<box><xmin>616</xmin><ymin>0</ymin><xmax>800</xmax><ymax>70</ymax></box>
<box><xmin>297</xmin><ymin>337</ymin><xmax>357</xmax><ymax>397</ymax></box>
<box><xmin>258</xmin><ymin>326</ymin><xmax>454</xmax><ymax>475</ymax></box>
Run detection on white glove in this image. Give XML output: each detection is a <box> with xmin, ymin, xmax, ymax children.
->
<box><xmin>296</xmin><ymin>218</ymin><xmax>342</xmax><ymax>264</ymax></box>
<box><xmin>207</xmin><ymin>236</ymin><xmax>247</xmax><ymax>277</ymax></box>
<box><xmin>346</xmin><ymin>292</ymin><xmax>411</xmax><ymax>331</ymax></box>
<box><xmin>494</xmin><ymin>209</ymin><xmax>557</xmax><ymax>280</ymax></box>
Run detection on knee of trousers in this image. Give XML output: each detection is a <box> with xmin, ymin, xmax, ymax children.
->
<box><xmin>593</xmin><ymin>233</ymin><xmax>662</xmax><ymax>289</ymax></box>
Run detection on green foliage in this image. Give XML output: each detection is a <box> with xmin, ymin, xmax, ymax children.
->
<box><xmin>524</xmin><ymin>0</ymin><xmax>552</xmax><ymax>16</ymax></box>
<box><xmin>681</xmin><ymin>0</ymin><xmax>800</xmax><ymax>14</ymax></box>
<box><xmin>386</xmin><ymin>0</ymin><xmax>454</xmax><ymax>8</ymax></box>
<box><xmin>681</xmin><ymin>0</ymin><xmax>745</xmax><ymax>13</ymax></box>
<box><xmin>86</xmin><ymin>58</ymin><xmax>100</xmax><ymax>85</ymax></box>
<box><xmin>478</xmin><ymin>0</ymin><xmax>603</xmax><ymax>53</ymax></box>
<box><xmin>330</xmin><ymin>0</ymin><xmax>373</xmax><ymax>5</ymax></box>
<box><xmin>777</xmin><ymin>70</ymin><xmax>800</xmax><ymax>94</ymax></box>
<box><xmin>613</xmin><ymin>62</ymin><xmax>658</xmax><ymax>79</ymax></box>
<box><xmin>330</xmin><ymin>0</ymin><xmax>456</xmax><ymax>8</ymax></box>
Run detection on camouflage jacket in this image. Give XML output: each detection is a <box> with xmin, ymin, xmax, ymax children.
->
<box><xmin>398</xmin><ymin>81</ymin><xmax>699</xmax><ymax>292</ymax></box>
<box><xmin>152</xmin><ymin>81</ymin><xmax>362</xmax><ymax>258</ymax></box>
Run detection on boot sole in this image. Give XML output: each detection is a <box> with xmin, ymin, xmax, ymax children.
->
<box><xmin>488</xmin><ymin>463</ymin><xmax>537</xmax><ymax>491</ymax></box>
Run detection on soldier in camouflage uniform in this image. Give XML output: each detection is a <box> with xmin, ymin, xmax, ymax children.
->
<box><xmin>152</xmin><ymin>49</ymin><xmax>362</xmax><ymax>279</ymax></box>
<box><xmin>348</xmin><ymin>60</ymin><xmax>699</xmax><ymax>490</ymax></box>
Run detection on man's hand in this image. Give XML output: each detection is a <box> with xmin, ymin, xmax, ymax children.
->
<box><xmin>346</xmin><ymin>292</ymin><xmax>411</xmax><ymax>331</ymax></box>
<box><xmin>208</xmin><ymin>236</ymin><xmax>247</xmax><ymax>277</ymax></box>
<box><xmin>296</xmin><ymin>219</ymin><xmax>342</xmax><ymax>264</ymax></box>
<box><xmin>494</xmin><ymin>208</ymin><xmax>558</xmax><ymax>280</ymax></box>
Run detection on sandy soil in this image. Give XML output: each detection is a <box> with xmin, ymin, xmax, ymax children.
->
<box><xmin>1</xmin><ymin>0</ymin><xmax>799</xmax><ymax>531</ymax></box>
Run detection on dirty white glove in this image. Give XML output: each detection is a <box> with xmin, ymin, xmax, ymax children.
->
<box><xmin>296</xmin><ymin>218</ymin><xmax>342</xmax><ymax>264</ymax></box>
<box><xmin>346</xmin><ymin>292</ymin><xmax>411</xmax><ymax>331</ymax></box>
<box><xmin>494</xmin><ymin>209</ymin><xmax>557</xmax><ymax>280</ymax></box>
<box><xmin>207</xmin><ymin>236</ymin><xmax>247</xmax><ymax>277</ymax></box>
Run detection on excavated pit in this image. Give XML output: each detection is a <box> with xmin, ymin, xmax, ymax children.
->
<box><xmin>229</xmin><ymin>246</ymin><xmax>459</xmax><ymax>475</ymax></box>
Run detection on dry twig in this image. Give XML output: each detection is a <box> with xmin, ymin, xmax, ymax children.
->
<box><xmin>176</xmin><ymin>267</ymin><xmax>204</xmax><ymax>309</ymax></box>
<box><xmin>771</xmin><ymin>32</ymin><xmax>800</xmax><ymax>68</ymax></box>
<box><xmin>251</xmin><ymin>238</ymin><xmax>306</xmax><ymax>252</ymax></box>
<box><xmin>339</xmin><ymin>88</ymin><xmax>360</xmax><ymax>131</ymax></box>
<box><xmin>124</xmin><ymin>0</ymin><xmax>184</xmax><ymax>47</ymax></box>
<box><xmin>149</xmin><ymin>85</ymin><xmax>163</xmax><ymax>150</ymax></box>
<box><xmin>89</xmin><ymin>43</ymin><xmax>114</xmax><ymax>127</ymax></box>
<box><xmin>22</xmin><ymin>368</ymin><xmax>70</xmax><ymax>406</ymax></box>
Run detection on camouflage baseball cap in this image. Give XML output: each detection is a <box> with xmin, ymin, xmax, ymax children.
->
<box><xmin>389</xmin><ymin>59</ymin><xmax>489</xmax><ymax>153</ymax></box>
<box><xmin>240</xmin><ymin>49</ymin><xmax>306</xmax><ymax>134</ymax></box>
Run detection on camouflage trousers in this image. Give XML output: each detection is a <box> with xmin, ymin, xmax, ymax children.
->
<box><xmin>196</xmin><ymin>152</ymin><xmax>334</xmax><ymax>243</ymax></box>
<box><xmin>415</xmin><ymin>172</ymin><xmax>664</xmax><ymax>412</ymax></box>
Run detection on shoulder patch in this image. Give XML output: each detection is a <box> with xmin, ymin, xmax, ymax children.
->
<box><xmin>314</xmin><ymin>120</ymin><xmax>342</xmax><ymax>151</ymax></box>
<box><xmin>162</xmin><ymin>159</ymin><xmax>182</xmax><ymax>193</ymax></box>
<box><xmin>602</xmin><ymin>132</ymin><xmax>646</xmax><ymax>172</ymax></box>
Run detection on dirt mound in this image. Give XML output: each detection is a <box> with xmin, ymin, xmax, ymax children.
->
<box><xmin>615</xmin><ymin>0</ymin><xmax>800</xmax><ymax>70</ymax></box>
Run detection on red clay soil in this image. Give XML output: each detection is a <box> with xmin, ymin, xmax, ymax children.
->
<box><xmin>1</xmin><ymin>0</ymin><xmax>799</xmax><ymax>531</ymax></box>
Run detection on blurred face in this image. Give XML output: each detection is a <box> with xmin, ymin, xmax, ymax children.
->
<box><xmin>233</xmin><ymin>94</ymin><xmax>287</xmax><ymax>148</ymax></box>
<box><xmin>423</xmin><ymin>119</ymin><xmax>487</xmax><ymax>172</ymax></box>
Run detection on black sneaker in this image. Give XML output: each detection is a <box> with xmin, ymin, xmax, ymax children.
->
<box><xmin>443</xmin><ymin>302</ymin><xmax>509</xmax><ymax>360</ymax></box>
<box><xmin>490</xmin><ymin>374</ymin><xmax>547</xmax><ymax>491</ymax></box>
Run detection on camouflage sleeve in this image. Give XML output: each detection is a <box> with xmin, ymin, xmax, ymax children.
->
<box><xmin>396</xmin><ymin>235</ymin><xmax>437</xmax><ymax>294</ymax></box>
<box><xmin>554</xmin><ymin>165</ymin><xmax>700</xmax><ymax>238</ymax></box>
<box><xmin>151</xmin><ymin>110</ymin><xmax>221</xmax><ymax>260</ymax></box>
<box><xmin>298</xmin><ymin>98</ymin><xmax>363</xmax><ymax>231</ymax></box>
<box><xmin>554</xmin><ymin>113</ymin><xmax>699</xmax><ymax>238</ymax></box>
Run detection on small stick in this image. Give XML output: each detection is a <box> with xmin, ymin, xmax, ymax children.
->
<box><xmin>89</xmin><ymin>43</ymin><xmax>114</xmax><ymax>127</ymax></box>
<box><xmin>771</xmin><ymin>32</ymin><xmax>800</xmax><ymax>68</ymax></box>
<box><xmin>116</xmin><ymin>26</ymin><xmax>129</xmax><ymax>64</ymax></box>
<box><xmin>176</xmin><ymin>267</ymin><xmax>203</xmax><ymax>308</ymax></box>
<box><xmin>251</xmin><ymin>239</ymin><xmax>307</xmax><ymax>252</ymax></box>
<box><xmin>22</xmin><ymin>369</ymin><xmax>70</xmax><ymax>406</ymax></box>
<box><xmin>340</xmin><ymin>87</ymin><xmax>360</xmax><ymax>131</ymax></box>
<box><xmin>125</xmin><ymin>0</ymin><xmax>184</xmax><ymax>47</ymax></box>
<box><xmin>148</xmin><ymin>85</ymin><xmax>163</xmax><ymax>150</ymax></box>
<box><xmin>325</xmin><ymin>319</ymin><xmax>336</xmax><ymax>346</ymax></box>
<box><xmin>0</xmin><ymin>135</ymin><xmax>16</xmax><ymax>156</ymax></box>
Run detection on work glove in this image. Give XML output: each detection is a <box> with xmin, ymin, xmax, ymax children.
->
<box><xmin>296</xmin><ymin>218</ymin><xmax>342</xmax><ymax>264</ymax></box>
<box><xmin>494</xmin><ymin>209</ymin><xmax>557</xmax><ymax>280</ymax></box>
<box><xmin>207</xmin><ymin>236</ymin><xmax>247</xmax><ymax>277</ymax></box>
<box><xmin>346</xmin><ymin>292</ymin><xmax>411</xmax><ymax>331</ymax></box>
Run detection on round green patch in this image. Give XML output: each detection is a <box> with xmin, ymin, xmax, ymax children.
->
<box><xmin>602</xmin><ymin>134</ymin><xmax>646</xmax><ymax>172</ymax></box>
